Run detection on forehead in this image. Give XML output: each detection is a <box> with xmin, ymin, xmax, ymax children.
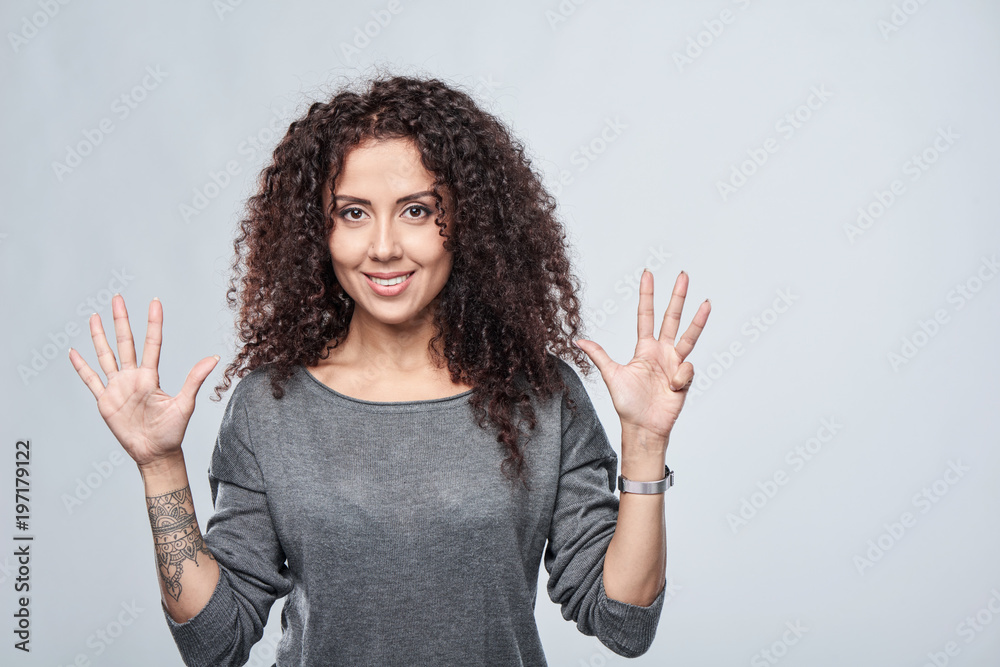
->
<box><xmin>334</xmin><ymin>137</ymin><xmax>432</xmax><ymax>193</ymax></box>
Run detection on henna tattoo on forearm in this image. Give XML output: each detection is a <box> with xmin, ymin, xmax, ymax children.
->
<box><xmin>147</xmin><ymin>486</ymin><xmax>215</xmax><ymax>602</ymax></box>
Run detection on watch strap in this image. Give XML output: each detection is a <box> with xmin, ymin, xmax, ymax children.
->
<box><xmin>618</xmin><ymin>465</ymin><xmax>673</xmax><ymax>494</ymax></box>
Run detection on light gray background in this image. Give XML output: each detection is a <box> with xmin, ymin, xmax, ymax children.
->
<box><xmin>2</xmin><ymin>1</ymin><xmax>999</xmax><ymax>665</ymax></box>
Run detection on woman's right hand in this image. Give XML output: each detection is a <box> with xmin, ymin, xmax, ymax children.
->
<box><xmin>69</xmin><ymin>294</ymin><xmax>220</xmax><ymax>470</ymax></box>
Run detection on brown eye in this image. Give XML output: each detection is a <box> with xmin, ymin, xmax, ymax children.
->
<box><xmin>404</xmin><ymin>205</ymin><xmax>431</xmax><ymax>219</ymax></box>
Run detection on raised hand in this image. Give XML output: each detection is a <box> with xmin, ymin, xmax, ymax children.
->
<box><xmin>574</xmin><ymin>269</ymin><xmax>710</xmax><ymax>441</ymax></box>
<box><xmin>69</xmin><ymin>295</ymin><xmax>219</xmax><ymax>469</ymax></box>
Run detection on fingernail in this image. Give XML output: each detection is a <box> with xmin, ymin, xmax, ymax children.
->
<box><xmin>212</xmin><ymin>354</ymin><xmax>221</xmax><ymax>361</ymax></box>
<box><xmin>152</xmin><ymin>296</ymin><xmax>160</xmax><ymax>302</ymax></box>
<box><xmin>679</xmin><ymin>270</ymin><xmax>686</xmax><ymax>276</ymax></box>
<box><xmin>705</xmin><ymin>298</ymin><xmax>711</xmax><ymax>305</ymax></box>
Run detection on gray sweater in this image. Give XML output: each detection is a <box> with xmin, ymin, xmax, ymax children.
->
<box><xmin>161</xmin><ymin>356</ymin><xmax>665</xmax><ymax>666</ymax></box>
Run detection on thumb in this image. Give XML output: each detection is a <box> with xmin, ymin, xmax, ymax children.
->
<box><xmin>670</xmin><ymin>361</ymin><xmax>695</xmax><ymax>392</ymax></box>
<box><xmin>574</xmin><ymin>339</ymin><xmax>616</xmax><ymax>379</ymax></box>
<box><xmin>177</xmin><ymin>355</ymin><xmax>221</xmax><ymax>407</ymax></box>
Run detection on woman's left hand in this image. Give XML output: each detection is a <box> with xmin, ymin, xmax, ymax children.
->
<box><xmin>574</xmin><ymin>269</ymin><xmax>710</xmax><ymax>443</ymax></box>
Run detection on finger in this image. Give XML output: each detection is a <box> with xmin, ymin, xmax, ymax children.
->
<box><xmin>89</xmin><ymin>312</ymin><xmax>120</xmax><ymax>380</ymax></box>
<box><xmin>176</xmin><ymin>355</ymin><xmax>221</xmax><ymax>408</ymax></box>
<box><xmin>68</xmin><ymin>347</ymin><xmax>106</xmax><ymax>400</ymax></box>
<box><xmin>140</xmin><ymin>297</ymin><xmax>163</xmax><ymax>371</ymax></box>
<box><xmin>660</xmin><ymin>270</ymin><xmax>688</xmax><ymax>344</ymax></box>
<box><xmin>637</xmin><ymin>269</ymin><xmax>655</xmax><ymax>340</ymax></box>
<box><xmin>675</xmin><ymin>299</ymin><xmax>712</xmax><ymax>361</ymax></box>
<box><xmin>112</xmin><ymin>293</ymin><xmax>138</xmax><ymax>370</ymax></box>
<box><xmin>574</xmin><ymin>339</ymin><xmax>618</xmax><ymax>379</ymax></box>
<box><xmin>670</xmin><ymin>361</ymin><xmax>695</xmax><ymax>392</ymax></box>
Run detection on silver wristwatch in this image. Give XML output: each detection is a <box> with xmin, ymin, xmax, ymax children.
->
<box><xmin>618</xmin><ymin>465</ymin><xmax>673</xmax><ymax>494</ymax></box>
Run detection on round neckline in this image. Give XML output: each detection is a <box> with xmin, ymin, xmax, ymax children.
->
<box><xmin>299</xmin><ymin>365</ymin><xmax>474</xmax><ymax>412</ymax></box>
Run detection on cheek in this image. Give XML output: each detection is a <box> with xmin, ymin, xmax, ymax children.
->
<box><xmin>422</xmin><ymin>245</ymin><xmax>452</xmax><ymax>270</ymax></box>
<box><xmin>328</xmin><ymin>235</ymin><xmax>365</xmax><ymax>264</ymax></box>
<box><xmin>433</xmin><ymin>254</ymin><xmax>454</xmax><ymax>283</ymax></box>
<box><xmin>405</xmin><ymin>234</ymin><xmax>450</xmax><ymax>267</ymax></box>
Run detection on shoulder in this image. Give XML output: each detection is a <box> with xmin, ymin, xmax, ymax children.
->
<box><xmin>226</xmin><ymin>364</ymin><xmax>270</xmax><ymax>405</ymax></box>
<box><xmin>544</xmin><ymin>353</ymin><xmax>602</xmax><ymax>429</ymax></box>
<box><xmin>545</xmin><ymin>354</ymin><xmax>616</xmax><ymax>468</ymax></box>
<box><xmin>228</xmin><ymin>363</ymin><xmax>308</xmax><ymax>402</ymax></box>
<box><xmin>547</xmin><ymin>353</ymin><xmax>593</xmax><ymax>404</ymax></box>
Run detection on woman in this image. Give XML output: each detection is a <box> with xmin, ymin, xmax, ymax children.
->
<box><xmin>69</xmin><ymin>73</ymin><xmax>710</xmax><ymax>666</ymax></box>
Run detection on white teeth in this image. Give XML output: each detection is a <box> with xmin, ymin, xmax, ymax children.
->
<box><xmin>368</xmin><ymin>272</ymin><xmax>412</xmax><ymax>286</ymax></box>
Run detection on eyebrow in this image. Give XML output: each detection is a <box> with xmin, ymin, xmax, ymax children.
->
<box><xmin>333</xmin><ymin>190</ymin><xmax>436</xmax><ymax>205</ymax></box>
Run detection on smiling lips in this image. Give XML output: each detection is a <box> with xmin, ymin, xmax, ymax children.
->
<box><xmin>364</xmin><ymin>271</ymin><xmax>415</xmax><ymax>295</ymax></box>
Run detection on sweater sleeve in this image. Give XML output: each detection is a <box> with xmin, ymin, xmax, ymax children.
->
<box><xmin>160</xmin><ymin>381</ymin><xmax>294</xmax><ymax>667</ymax></box>
<box><xmin>543</xmin><ymin>361</ymin><xmax>666</xmax><ymax>658</ymax></box>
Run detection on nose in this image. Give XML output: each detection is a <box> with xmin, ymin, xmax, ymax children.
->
<box><xmin>367</xmin><ymin>215</ymin><xmax>402</xmax><ymax>262</ymax></box>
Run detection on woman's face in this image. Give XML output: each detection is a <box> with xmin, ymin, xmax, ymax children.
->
<box><xmin>323</xmin><ymin>136</ymin><xmax>454</xmax><ymax>329</ymax></box>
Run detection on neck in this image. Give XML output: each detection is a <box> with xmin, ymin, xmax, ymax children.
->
<box><xmin>334</xmin><ymin>304</ymin><xmax>446</xmax><ymax>374</ymax></box>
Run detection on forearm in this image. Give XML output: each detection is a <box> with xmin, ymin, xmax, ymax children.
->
<box><xmin>140</xmin><ymin>452</ymin><xmax>220</xmax><ymax>624</ymax></box>
<box><xmin>602</xmin><ymin>424</ymin><xmax>668</xmax><ymax>607</ymax></box>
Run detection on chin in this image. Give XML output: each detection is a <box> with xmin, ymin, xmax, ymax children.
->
<box><xmin>358</xmin><ymin>303</ymin><xmax>429</xmax><ymax>325</ymax></box>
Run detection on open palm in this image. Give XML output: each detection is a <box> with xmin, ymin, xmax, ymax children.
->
<box><xmin>575</xmin><ymin>270</ymin><xmax>710</xmax><ymax>440</ymax></box>
<box><xmin>69</xmin><ymin>295</ymin><xmax>219</xmax><ymax>468</ymax></box>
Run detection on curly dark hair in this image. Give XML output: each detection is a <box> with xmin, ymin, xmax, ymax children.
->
<box><xmin>212</xmin><ymin>69</ymin><xmax>595</xmax><ymax>488</ymax></box>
